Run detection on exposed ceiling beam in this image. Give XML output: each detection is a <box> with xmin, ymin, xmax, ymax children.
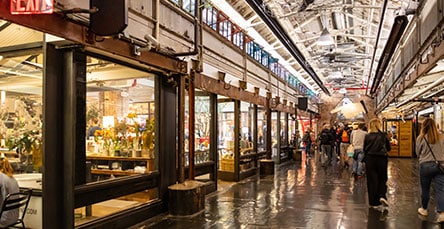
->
<box><xmin>245</xmin><ymin>0</ymin><xmax>331</xmax><ymax>95</ymax></box>
<box><xmin>344</xmin><ymin>12</ymin><xmax>390</xmax><ymax>34</ymax></box>
<box><xmin>279</xmin><ymin>4</ymin><xmax>397</xmax><ymax>18</ymax></box>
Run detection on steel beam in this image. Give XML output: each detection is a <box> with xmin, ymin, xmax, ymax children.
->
<box><xmin>0</xmin><ymin>1</ymin><xmax>186</xmax><ymax>74</ymax></box>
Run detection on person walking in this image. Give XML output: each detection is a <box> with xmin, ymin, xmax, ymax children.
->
<box><xmin>416</xmin><ymin>118</ymin><xmax>444</xmax><ymax>222</ymax></box>
<box><xmin>339</xmin><ymin>125</ymin><xmax>352</xmax><ymax>168</ymax></box>
<box><xmin>318</xmin><ymin>124</ymin><xmax>334</xmax><ymax>166</ymax></box>
<box><xmin>302</xmin><ymin>128</ymin><xmax>313</xmax><ymax>159</ymax></box>
<box><xmin>351</xmin><ymin>123</ymin><xmax>367</xmax><ymax>180</ymax></box>
<box><xmin>363</xmin><ymin>118</ymin><xmax>391</xmax><ymax>210</ymax></box>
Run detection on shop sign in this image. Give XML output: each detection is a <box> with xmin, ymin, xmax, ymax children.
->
<box><xmin>10</xmin><ymin>0</ymin><xmax>53</xmax><ymax>15</ymax></box>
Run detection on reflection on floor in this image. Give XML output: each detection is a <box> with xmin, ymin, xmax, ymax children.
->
<box><xmin>131</xmin><ymin>151</ymin><xmax>442</xmax><ymax>228</ymax></box>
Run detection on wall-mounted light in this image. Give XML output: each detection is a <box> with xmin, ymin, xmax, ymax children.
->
<box><xmin>239</xmin><ymin>80</ymin><xmax>247</xmax><ymax>90</ymax></box>
<box><xmin>218</xmin><ymin>71</ymin><xmax>231</xmax><ymax>90</ymax></box>
<box><xmin>254</xmin><ymin>87</ymin><xmax>260</xmax><ymax>95</ymax></box>
<box><xmin>191</xmin><ymin>59</ymin><xmax>202</xmax><ymax>72</ymax></box>
<box><xmin>270</xmin><ymin>96</ymin><xmax>280</xmax><ymax>109</ymax></box>
<box><xmin>218</xmin><ymin>71</ymin><xmax>226</xmax><ymax>82</ymax></box>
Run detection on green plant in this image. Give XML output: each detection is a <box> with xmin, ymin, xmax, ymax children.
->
<box><xmin>86</xmin><ymin>105</ymin><xmax>100</xmax><ymax>123</ymax></box>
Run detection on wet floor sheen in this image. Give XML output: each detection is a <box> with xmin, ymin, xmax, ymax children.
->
<box><xmin>132</xmin><ymin>154</ymin><xmax>442</xmax><ymax>228</ymax></box>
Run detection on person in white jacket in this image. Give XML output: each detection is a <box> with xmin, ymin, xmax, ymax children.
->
<box><xmin>350</xmin><ymin>123</ymin><xmax>367</xmax><ymax>180</ymax></box>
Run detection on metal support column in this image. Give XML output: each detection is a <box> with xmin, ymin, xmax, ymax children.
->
<box><xmin>43</xmin><ymin>44</ymin><xmax>81</xmax><ymax>229</ymax></box>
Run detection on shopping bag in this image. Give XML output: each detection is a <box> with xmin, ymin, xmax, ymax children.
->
<box><xmin>346</xmin><ymin>145</ymin><xmax>354</xmax><ymax>157</ymax></box>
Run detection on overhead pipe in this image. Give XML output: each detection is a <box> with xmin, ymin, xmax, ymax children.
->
<box><xmin>174</xmin><ymin>0</ymin><xmax>200</xmax><ymax>56</ymax></box>
<box><xmin>369</xmin><ymin>15</ymin><xmax>409</xmax><ymax>95</ymax></box>
<box><xmin>245</xmin><ymin>0</ymin><xmax>331</xmax><ymax>96</ymax></box>
<box><xmin>365</xmin><ymin>0</ymin><xmax>388</xmax><ymax>96</ymax></box>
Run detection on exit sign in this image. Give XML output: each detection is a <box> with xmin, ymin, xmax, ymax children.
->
<box><xmin>11</xmin><ymin>0</ymin><xmax>54</xmax><ymax>15</ymax></box>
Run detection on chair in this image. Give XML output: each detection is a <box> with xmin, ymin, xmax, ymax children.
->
<box><xmin>0</xmin><ymin>188</ymin><xmax>32</xmax><ymax>228</ymax></box>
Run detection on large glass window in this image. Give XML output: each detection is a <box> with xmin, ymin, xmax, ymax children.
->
<box><xmin>217</xmin><ymin>97</ymin><xmax>235</xmax><ymax>172</ymax></box>
<box><xmin>0</xmin><ymin>22</ymin><xmax>43</xmax><ymax>229</ymax></box>
<box><xmin>280</xmin><ymin>112</ymin><xmax>287</xmax><ymax>145</ymax></box>
<box><xmin>202</xmin><ymin>6</ymin><xmax>218</xmax><ymax>30</ymax></box>
<box><xmin>288</xmin><ymin>115</ymin><xmax>297</xmax><ymax>146</ymax></box>
<box><xmin>271</xmin><ymin>111</ymin><xmax>278</xmax><ymax>161</ymax></box>
<box><xmin>240</xmin><ymin>102</ymin><xmax>253</xmax><ymax>153</ymax></box>
<box><xmin>185</xmin><ymin>90</ymin><xmax>211</xmax><ymax>166</ymax></box>
<box><xmin>233</xmin><ymin>30</ymin><xmax>244</xmax><ymax>50</ymax></box>
<box><xmin>246</xmin><ymin>41</ymin><xmax>254</xmax><ymax>58</ymax></box>
<box><xmin>257</xmin><ymin>108</ymin><xmax>266</xmax><ymax>152</ymax></box>
<box><xmin>78</xmin><ymin>56</ymin><xmax>158</xmax><ymax>223</ymax></box>
<box><xmin>219</xmin><ymin>20</ymin><xmax>232</xmax><ymax>41</ymax></box>
<box><xmin>0</xmin><ymin>25</ymin><xmax>43</xmax><ymax>176</ymax></box>
<box><xmin>240</xmin><ymin>102</ymin><xmax>254</xmax><ymax>171</ymax></box>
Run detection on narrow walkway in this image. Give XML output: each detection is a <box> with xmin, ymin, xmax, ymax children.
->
<box><xmin>132</xmin><ymin>153</ymin><xmax>442</xmax><ymax>228</ymax></box>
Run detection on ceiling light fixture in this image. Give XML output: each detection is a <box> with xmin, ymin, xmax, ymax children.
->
<box><xmin>317</xmin><ymin>28</ymin><xmax>335</xmax><ymax>46</ymax></box>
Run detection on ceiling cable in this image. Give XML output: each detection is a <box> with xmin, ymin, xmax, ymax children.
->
<box><xmin>365</xmin><ymin>0</ymin><xmax>388</xmax><ymax>96</ymax></box>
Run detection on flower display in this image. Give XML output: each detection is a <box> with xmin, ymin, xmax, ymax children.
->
<box><xmin>2</xmin><ymin>99</ymin><xmax>43</xmax><ymax>171</ymax></box>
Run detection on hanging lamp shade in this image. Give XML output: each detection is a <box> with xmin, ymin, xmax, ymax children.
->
<box><xmin>317</xmin><ymin>28</ymin><xmax>335</xmax><ymax>46</ymax></box>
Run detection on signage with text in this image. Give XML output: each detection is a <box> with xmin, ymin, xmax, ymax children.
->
<box><xmin>10</xmin><ymin>0</ymin><xmax>53</xmax><ymax>15</ymax></box>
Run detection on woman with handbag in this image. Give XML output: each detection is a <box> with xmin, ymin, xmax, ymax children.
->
<box><xmin>416</xmin><ymin>118</ymin><xmax>444</xmax><ymax>222</ymax></box>
<box><xmin>363</xmin><ymin>118</ymin><xmax>391</xmax><ymax>210</ymax></box>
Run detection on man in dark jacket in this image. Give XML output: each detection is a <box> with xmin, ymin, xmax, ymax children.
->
<box><xmin>302</xmin><ymin>128</ymin><xmax>312</xmax><ymax>159</ymax></box>
<box><xmin>319</xmin><ymin>124</ymin><xmax>334</xmax><ymax>165</ymax></box>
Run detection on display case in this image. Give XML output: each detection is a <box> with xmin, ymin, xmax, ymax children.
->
<box><xmin>217</xmin><ymin>98</ymin><xmax>236</xmax><ymax>181</ymax></box>
<box><xmin>86</xmin><ymin>155</ymin><xmax>154</xmax><ymax>179</ymax></box>
<box><xmin>257</xmin><ymin>107</ymin><xmax>267</xmax><ymax>159</ymax></box>
<box><xmin>217</xmin><ymin>99</ymin><xmax>259</xmax><ymax>181</ymax></box>
<box><xmin>239</xmin><ymin>102</ymin><xmax>257</xmax><ymax>179</ymax></box>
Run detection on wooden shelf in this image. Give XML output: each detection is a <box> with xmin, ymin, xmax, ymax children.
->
<box><xmin>91</xmin><ymin>169</ymin><xmax>146</xmax><ymax>176</ymax></box>
<box><xmin>87</xmin><ymin>156</ymin><xmax>155</xmax><ymax>176</ymax></box>
<box><xmin>86</xmin><ymin>155</ymin><xmax>153</xmax><ymax>162</ymax></box>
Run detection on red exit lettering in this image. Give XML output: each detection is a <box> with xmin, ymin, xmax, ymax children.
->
<box><xmin>10</xmin><ymin>0</ymin><xmax>53</xmax><ymax>15</ymax></box>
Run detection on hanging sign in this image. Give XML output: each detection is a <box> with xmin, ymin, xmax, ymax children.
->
<box><xmin>10</xmin><ymin>0</ymin><xmax>54</xmax><ymax>15</ymax></box>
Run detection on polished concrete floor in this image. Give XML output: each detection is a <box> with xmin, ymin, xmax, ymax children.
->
<box><xmin>131</xmin><ymin>152</ymin><xmax>443</xmax><ymax>229</ymax></box>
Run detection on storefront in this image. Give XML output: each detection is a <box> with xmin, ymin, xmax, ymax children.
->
<box><xmin>193</xmin><ymin>72</ymin><xmax>298</xmax><ymax>181</ymax></box>
<box><xmin>383</xmin><ymin>119</ymin><xmax>413</xmax><ymax>157</ymax></box>
<box><xmin>0</xmin><ymin>14</ymin><xmax>186</xmax><ymax>229</ymax></box>
<box><xmin>184</xmin><ymin>89</ymin><xmax>217</xmax><ymax>191</ymax></box>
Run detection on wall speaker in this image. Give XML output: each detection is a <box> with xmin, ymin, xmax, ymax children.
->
<box><xmin>90</xmin><ymin>0</ymin><xmax>128</xmax><ymax>36</ymax></box>
<box><xmin>297</xmin><ymin>97</ymin><xmax>308</xmax><ymax>110</ymax></box>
